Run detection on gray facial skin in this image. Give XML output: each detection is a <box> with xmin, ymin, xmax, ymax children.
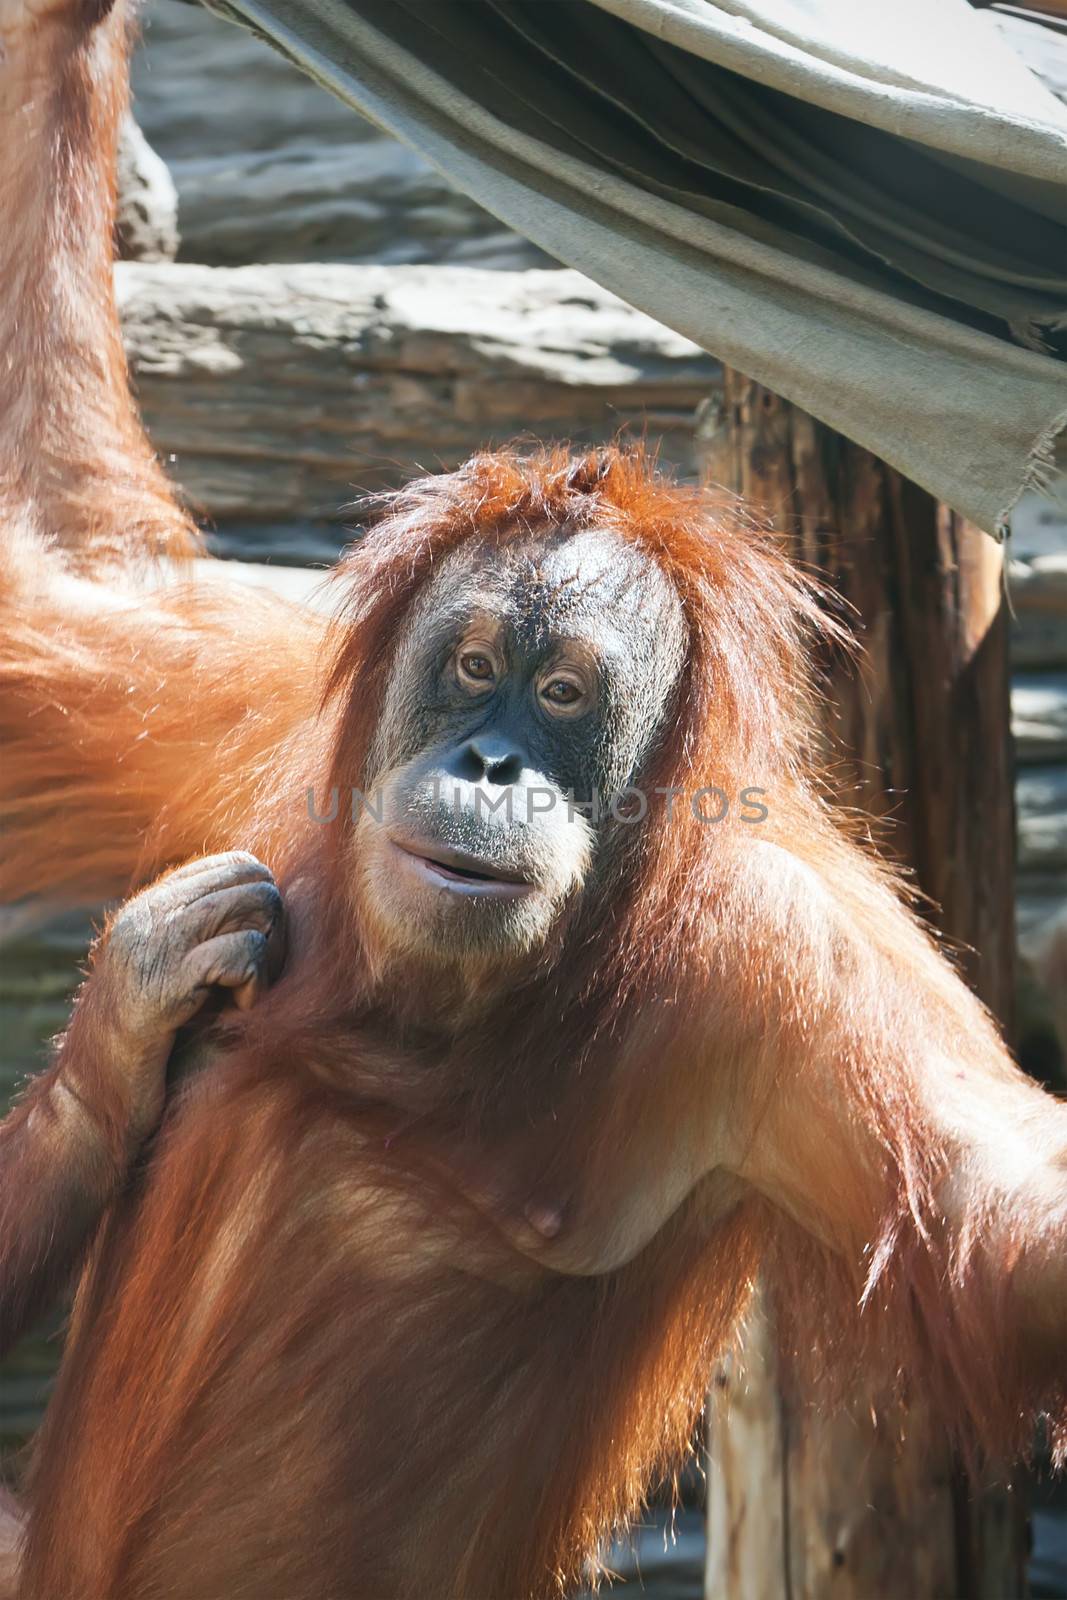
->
<box><xmin>354</xmin><ymin>528</ymin><xmax>687</xmax><ymax>964</ymax></box>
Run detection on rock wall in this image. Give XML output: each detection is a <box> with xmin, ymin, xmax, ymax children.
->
<box><xmin>130</xmin><ymin>0</ymin><xmax>549</xmax><ymax>269</ymax></box>
<box><xmin>118</xmin><ymin>261</ymin><xmax>718</xmax><ymax>556</ymax></box>
<box><xmin>1010</xmin><ymin>490</ymin><xmax>1067</xmax><ymax>1072</ymax></box>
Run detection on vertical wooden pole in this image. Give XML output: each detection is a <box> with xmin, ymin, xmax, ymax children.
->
<box><xmin>700</xmin><ymin>373</ymin><xmax>1024</xmax><ymax>1599</ymax></box>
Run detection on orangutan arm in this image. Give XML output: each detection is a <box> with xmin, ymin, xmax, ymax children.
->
<box><xmin>0</xmin><ymin>992</ymin><xmax>154</xmax><ymax>1358</ymax></box>
<box><xmin>0</xmin><ymin>851</ymin><xmax>284</xmax><ymax>1356</ymax></box>
<box><xmin>744</xmin><ymin>998</ymin><xmax>1067</xmax><ymax>1357</ymax></box>
<box><xmin>722</xmin><ymin>840</ymin><xmax>1067</xmax><ymax>1450</ymax></box>
<box><xmin>0</xmin><ymin>560</ymin><xmax>323</xmax><ymax>906</ymax></box>
<box><xmin>0</xmin><ymin>0</ymin><xmax>196</xmax><ymax>569</ymax></box>
<box><xmin>0</xmin><ymin>0</ymin><xmax>325</xmax><ymax>906</ymax></box>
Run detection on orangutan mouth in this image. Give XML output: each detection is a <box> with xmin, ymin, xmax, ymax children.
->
<box><xmin>389</xmin><ymin>837</ymin><xmax>534</xmax><ymax>898</ymax></box>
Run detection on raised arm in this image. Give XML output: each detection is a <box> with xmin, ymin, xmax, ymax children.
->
<box><xmin>0</xmin><ymin>0</ymin><xmax>325</xmax><ymax>904</ymax></box>
<box><xmin>0</xmin><ymin>0</ymin><xmax>196</xmax><ymax>570</ymax></box>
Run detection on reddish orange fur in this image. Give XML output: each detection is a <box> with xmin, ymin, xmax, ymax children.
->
<box><xmin>4</xmin><ymin>9</ymin><xmax>1067</xmax><ymax>1600</ymax></box>
<box><xmin>0</xmin><ymin>549</ymin><xmax>324</xmax><ymax>906</ymax></box>
<box><xmin>0</xmin><ymin>2</ymin><xmax>197</xmax><ymax>570</ymax></box>
<box><xmin>6</xmin><ymin>447</ymin><xmax>1067</xmax><ymax>1598</ymax></box>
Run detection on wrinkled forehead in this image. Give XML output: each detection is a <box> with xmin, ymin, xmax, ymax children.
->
<box><xmin>413</xmin><ymin>527</ymin><xmax>686</xmax><ymax>659</ymax></box>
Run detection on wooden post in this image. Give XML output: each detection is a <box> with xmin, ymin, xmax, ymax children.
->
<box><xmin>700</xmin><ymin>373</ymin><xmax>1024</xmax><ymax>1599</ymax></box>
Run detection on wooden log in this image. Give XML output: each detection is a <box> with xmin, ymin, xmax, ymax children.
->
<box><xmin>115</xmin><ymin>115</ymin><xmax>178</xmax><ymax>264</ymax></box>
<box><xmin>1010</xmin><ymin>554</ymin><xmax>1067</xmax><ymax>668</ymax></box>
<box><xmin>1013</xmin><ymin>677</ymin><xmax>1067</xmax><ymax>764</ymax></box>
<box><xmin>1011</xmin><ymin>556</ymin><xmax>1067</xmax><ymax>618</ymax></box>
<box><xmin>117</xmin><ymin>262</ymin><xmax>718</xmax><ymax>529</ymax></box>
<box><xmin>1018</xmin><ymin>766</ymin><xmax>1067</xmax><ymax>870</ymax></box>
<box><xmin>700</xmin><ymin>373</ymin><xmax>1024</xmax><ymax>1598</ymax></box>
<box><xmin>1011</xmin><ymin>616</ymin><xmax>1067</xmax><ymax>671</ymax></box>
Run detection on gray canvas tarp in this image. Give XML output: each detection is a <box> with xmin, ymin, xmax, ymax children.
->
<box><xmin>199</xmin><ymin>0</ymin><xmax>1067</xmax><ymax>535</ymax></box>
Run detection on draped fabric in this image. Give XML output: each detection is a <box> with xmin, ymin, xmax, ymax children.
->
<box><xmin>200</xmin><ymin>0</ymin><xmax>1067</xmax><ymax>534</ymax></box>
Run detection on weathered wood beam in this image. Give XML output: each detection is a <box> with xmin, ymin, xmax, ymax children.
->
<box><xmin>701</xmin><ymin>370</ymin><xmax>1023</xmax><ymax>1599</ymax></box>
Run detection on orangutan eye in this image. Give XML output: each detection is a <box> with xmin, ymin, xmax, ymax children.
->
<box><xmin>538</xmin><ymin>672</ymin><xmax>590</xmax><ymax>717</ymax></box>
<box><xmin>457</xmin><ymin>650</ymin><xmax>497</xmax><ymax>689</ymax></box>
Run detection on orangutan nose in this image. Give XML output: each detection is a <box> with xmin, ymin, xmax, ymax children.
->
<box><xmin>453</xmin><ymin>735</ymin><xmax>525</xmax><ymax>787</ymax></box>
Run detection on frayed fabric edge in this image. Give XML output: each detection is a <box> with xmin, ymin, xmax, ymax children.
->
<box><xmin>995</xmin><ymin>403</ymin><xmax>1067</xmax><ymax>541</ymax></box>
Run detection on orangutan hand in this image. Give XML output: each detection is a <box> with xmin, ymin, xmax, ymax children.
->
<box><xmin>93</xmin><ymin>850</ymin><xmax>286</xmax><ymax>1061</ymax></box>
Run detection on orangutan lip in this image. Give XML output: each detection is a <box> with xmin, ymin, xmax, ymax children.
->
<box><xmin>389</xmin><ymin>838</ymin><xmax>533</xmax><ymax>897</ymax></box>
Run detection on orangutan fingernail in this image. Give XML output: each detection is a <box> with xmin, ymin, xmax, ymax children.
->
<box><xmin>233</xmin><ymin>978</ymin><xmax>258</xmax><ymax>1011</ymax></box>
<box><xmin>524</xmin><ymin>1202</ymin><xmax>563</xmax><ymax>1239</ymax></box>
